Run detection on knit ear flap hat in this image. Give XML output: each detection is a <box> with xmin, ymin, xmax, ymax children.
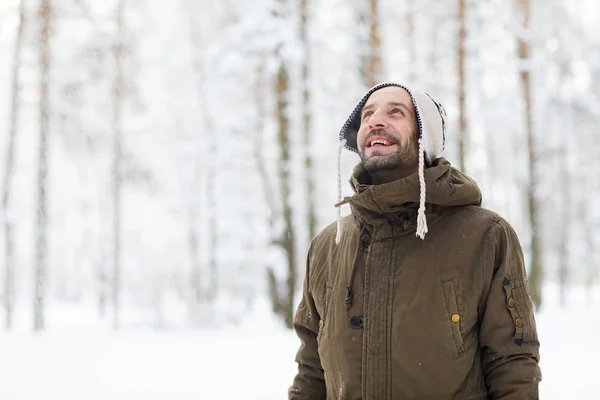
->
<box><xmin>336</xmin><ymin>82</ymin><xmax>447</xmax><ymax>243</ymax></box>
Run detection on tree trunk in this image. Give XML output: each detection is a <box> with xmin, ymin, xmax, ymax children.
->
<box><xmin>187</xmin><ymin>6</ymin><xmax>204</xmax><ymax>304</ymax></box>
<box><xmin>585</xmin><ymin>210</ymin><xmax>597</xmax><ymax>307</ymax></box>
<box><xmin>428</xmin><ymin>7</ymin><xmax>440</xmax><ymax>88</ymax></box>
<box><xmin>300</xmin><ymin>0</ymin><xmax>317</xmax><ymax>242</ymax></box>
<box><xmin>97</xmin><ymin>258</ymin><xmax>107</xmax><ymax>318</ymax></box>
<box><xmin>266</xmin><ymin>61</ymin><xmax>297</xmax><ymax>329</ymax></box>
<box><xmin>188</xmin><ymin>7</ymin><xmax>217</xmax><ymax>303</ymax></box>
<box><xmin>557</xmin><ymin>110</ymin><xmax>571</xmax><ymax>306</ymax></box>
<box><xmin>34</xmin><ymin>0</ymin><xmax>51</xmax><ymax>332</ymax></box>
<box><xmin>206</xmin><ymin>127</ymin><xmax>217</xmax><ymax>301</ymax></box>
<box><xmin>586</xmin><ymin>129</ymin><xmax>599</xmax><ymax>306</ymax></box>
<box><xmin>3</xmin><ymin>0</ymin><xmax>25</xmax><ymax>331</ymax></box>
<box><xmin>253</xmin><ymin>66</ymin><xmax>275</xmax><ymax>230</ymax></box>
<box><xmin>366</xmin><ymin>0</ymin><xmax>381</xmax><ymax>88</ymax></box>
<box><xmin>111</xmin><ymin>0</ymin><xmax>125</xmax><ymax>329</ymax></box>
<box><xmin>517</xmin><ymin>0</ymin><xmax>542</xmax><ymax>309</ymax></box>
<box><xmin>277</xmin><ymin>62</ymin><xmax>297</xmax><ymax>329</ymax></box>
<box><xmin>253</xmin><ymin>64</ymin><xmax>279</xmax><ymax>238</ymax></box>
<box><xmin>405</xmin><ymin>0</ymin><xmax>416</xmax><ymax>82</ymax></box>
<box><xmin>189</xmin><ymin>166</ymin><xmax>201</xmax><ymax>302</ymax></box>
<box><xmin>457</xmin><ymin>0</ymin><xmax>467</xmax><ymax>173</ymax></box>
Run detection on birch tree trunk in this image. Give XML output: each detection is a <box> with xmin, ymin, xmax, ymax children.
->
<box><xmin>206</xmin><ymin>120</ymin><xmax>217</xmax><ymax>301</ymax></box>
<box><xmin>557</xmin><ymin>109</ymin><xmax>571</xmax><ymax>306</ymax></box>
<box><xmin>3</xmin><ymin>0</ymin><xmax>26</xmax><ymax>331</ymax></box>
<box><xmin>34</xmin><ymin>0</ymin><xmax>51</xmax><ymax>332</ymax></box>
<box><xmin>188</xmin><ymin>10</ymin><xmax>205</xmax><ymax>304</ymax></box>
<box><xmin>188</xmin><ymin>5</ymin><xmax>218</xmax><ymax>303</ymax></box>
<box><xmin>111</xmin><ymin>0</ymin><xmax>125</xmax><ymax>329</ymax></box>
<box><xmin>405</xmin><ymin>0</ymin><xmax>416</xmax><ymax>82</ymax></box>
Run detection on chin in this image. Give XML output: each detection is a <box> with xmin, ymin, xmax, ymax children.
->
<box><xmin>361</xmin><ymin>154</ymin><xmax>401</xmax><ymax>172</ymax></box>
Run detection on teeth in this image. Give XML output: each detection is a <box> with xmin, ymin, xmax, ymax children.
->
<box><xmin>371</xmin><ymin>139</ymin><xmax>391</xmax><ymax>146</ymax></box>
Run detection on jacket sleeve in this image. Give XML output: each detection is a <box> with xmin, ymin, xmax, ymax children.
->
<box><xmin>479</xmin><ymin>219</ymin><xmax>542</xmax><ymax>399</ymax></box>
<box><xmin>288</xmin><ymin>243</ymin><xmax>326</xmax><ymax>400</ymax></box>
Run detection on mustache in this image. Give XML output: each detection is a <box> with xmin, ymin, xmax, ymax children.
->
<box><xmin>363</xmin><ymin>129</ymin><xmax>398</xmax><ymax>146</ymax></box>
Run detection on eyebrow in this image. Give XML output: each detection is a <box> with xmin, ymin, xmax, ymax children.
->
<box><xmin>362</xmin><ymin>101</ymin><xmax>412</xmax><ymax>116</ymax></box>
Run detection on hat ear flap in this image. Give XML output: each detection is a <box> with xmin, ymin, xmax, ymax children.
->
<box><xmin>411</xmin><ymin>90</ymin><xmax>446</xmax><ymax>164</ymax></box>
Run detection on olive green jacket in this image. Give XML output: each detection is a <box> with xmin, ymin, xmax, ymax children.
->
<box><xmin>289</xmin><ymin>158</ymin><xmax>541</xmax><ymax>399</ymax></box>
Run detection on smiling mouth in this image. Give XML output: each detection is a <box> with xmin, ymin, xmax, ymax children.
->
<box><xmin>367</xmin><ymin>137</ymin><xmax>397</xmax><ymax>148</ymax></box>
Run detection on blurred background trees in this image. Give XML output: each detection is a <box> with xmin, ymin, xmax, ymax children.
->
<box><xmin>0</xmin><ymin>0</ymin><xmax>599</xmax><ymax>331</ymax></box>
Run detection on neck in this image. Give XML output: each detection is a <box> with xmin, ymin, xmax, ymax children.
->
<box><xmin>369</xmin><ymin>165</ymin><xmax>418</xmax><ymax>185</ymax></box>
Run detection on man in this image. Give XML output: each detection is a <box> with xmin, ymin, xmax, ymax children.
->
<box><xmin>288</xmin><ymin>82</ymin><xmax>542</xmax><ymax>399</ymax></box>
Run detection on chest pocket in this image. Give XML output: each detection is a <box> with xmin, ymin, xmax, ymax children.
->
<box><xmin>439</xmin><ymin>268</ymin><xmax>466</xmax><ymax>356</ymax></box>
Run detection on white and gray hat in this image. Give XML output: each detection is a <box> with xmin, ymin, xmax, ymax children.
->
<box><xmin>336</xmin><ymin>82</ymin><xmax>448</xmax><ymax>242</ymax></box>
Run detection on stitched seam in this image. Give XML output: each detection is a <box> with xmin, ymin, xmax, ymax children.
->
<box><xmin>385</xmin><ymin>238</ymin><xmax>396</xmax><ymax>398</ymax></box>
<box><xmin>361</xmin><ymin>234</ymin><xmax>372</xmax><ymax>399</ymax></box>
<box><xmin>479</xmin><ymin>218</ymin><xmax>501</xmax><ymax>314</ymax></box>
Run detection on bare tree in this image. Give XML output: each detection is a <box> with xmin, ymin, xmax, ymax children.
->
<box><xmin>366</xmin><ymin>0</ymin><xmax>381</xmax><ymax>87</ymax></box>
<box><xmin>188</xmin><ymin>156</ymin><xmax>202</xmax><ymax>303</ymax></box>
<box><xmin>187</xmin><ymin>12</ymin><xmax>205</xmax><ymax>304</ymax></box>
<box><xmin>557</xmin><ymin>106</ymin><xmax>572</xmax><ymax>306</ymax></box>
<box><xmin>585</xmin><ymin>207</ymin><xmax>598</xmax><ymax>306</ymax></box>
<box><xmin>405</xmin><ymin>0</ymin><xmax>416</xmax><ymax>82</ymax></box>
<box><xmin>97</xmin><ymin>253</ymin><xmax>108</xmax><ymax>318</ymax></box>
<box><xmin>205</xmin><ymin>114</ymin><xmax>218</xmax><ymax>302</ymax></box>
<box><xmin>253</xmin><ymin>65</ymin><xmax>275</xmax><ymax>233</ymax></box>
<box><xmin>34</xmin><ymin>0</ymin><xmax>51</xmax><ymax>332</ymax></box>
<box><xmin>264</xmin><ymin>55</ymin><xmax>298</xmax><ymax>329</ymax></box>
<box><xmin>187</xmin><ymin>4</ymin><xmax>218</xmax><ymax>304</ymax></box>
<box><xmin>3</xmin><ymin>0</ymin><xmax>26</xmax><ymax>330</ymax></box>
<box><xmin>457</xmin><ymin>0</ymin><xmax>468</xmax><ymax>173</ymax></box>
<box><xmin>586</xmin><ymin>123</ymin><xmax>599</xmax><ymax>305</ymax></box>
<box><xmin>517</xmin><ymin>0</ymin><xmax>542</xmax><ymax>308</ymax></box>
<box><xmin>111</xmin><ymin>0</ymin><xmax>125</xmax><ymax>329</ymax></box>
<box><xmin>300</xmin><ymin>0</ymin><xmax>317</xmax><ymax>241</ymax></box>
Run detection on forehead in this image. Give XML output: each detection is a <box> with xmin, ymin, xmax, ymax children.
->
<box><xmin>363</xmin><ymin>86</ymin><xmax>414</xmax><ymax>111</ymax></box>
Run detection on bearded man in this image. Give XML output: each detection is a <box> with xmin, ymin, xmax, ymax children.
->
<box><xmin>288</xmin><ymin>83</ymin><xmax>542</xmax><ymax>400</ymax></box>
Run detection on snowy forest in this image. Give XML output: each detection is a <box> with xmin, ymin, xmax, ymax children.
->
<box><xmin>0</xmin><ymin>0</ymin><xmax>599</xmax><ymax>398</ymax></box>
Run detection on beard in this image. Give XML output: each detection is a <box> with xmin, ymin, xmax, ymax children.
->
<box><xmin>358</xmin><ymin>129</ymin><xmax>419</xmax><ymax>173</ymax></box>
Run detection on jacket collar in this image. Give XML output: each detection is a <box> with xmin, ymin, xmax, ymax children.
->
<box><xmin>343</xmin><ymin>158</ymin><xmax>482</xmax><ymax>235</ymax></box>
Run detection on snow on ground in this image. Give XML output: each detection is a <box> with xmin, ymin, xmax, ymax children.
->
<box><xmin>0</xmin><ymin>285</ymin><xmax>598</xmax><ymax>399</ymax></box>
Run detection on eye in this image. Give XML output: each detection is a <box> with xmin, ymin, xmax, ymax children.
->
<box><xmin>362</xmin><ymin>111</ymin><xmax>373</xmax><ymax>120</ymax></box>
<box><xmin>390</xmin><ymin>108</ymin><xmax>404</xmax><ymax>116</ymax></box>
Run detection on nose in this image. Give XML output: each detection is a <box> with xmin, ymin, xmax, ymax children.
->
<box><xmin>368</xmin><ymin>110</ymin><xmax>388</xmax><ymax>129</ymax></box>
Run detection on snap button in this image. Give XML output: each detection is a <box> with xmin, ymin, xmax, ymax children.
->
<box><xmin>344</xmin><ymin>287</ymin><xmax>354</xmax><ymax>308</ymax></box>
<box><xmin>451</xmin><ymin>313</ymin><xmax>460</xmax><ymax>324</ymax></box>
<box><xmin>359</xmin><ymin>236</ymin><xmax>370</xmax><ymax>250</ymax></box>
<box><xmin>350</xmin><ymin>316</ymin><xmax>363</xmax><ymax>329</ymax></box>
<box><xmin>319</xmin><ymin>319</ymin><xmax>324</xmax><ymax>329</ymax></box>
<box><xmin>515</xmin><ymin>318</ymin><xmax>523</xmax><ymax>327</ymax></box>
<box><xmin>508</xmin><ymin>298</ymin><xmax>515</xmax><ymax>308</ymax></box>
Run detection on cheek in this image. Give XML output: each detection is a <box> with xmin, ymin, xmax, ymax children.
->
<box><xmin>356</xmin><ymin>128</ymin><xmax>367</xmax><ymax>150</ymax></box>
<box><xmin>396</xmin><ymin>122</ymin><xmax>415</xmax><ymax>141</ymax></box>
